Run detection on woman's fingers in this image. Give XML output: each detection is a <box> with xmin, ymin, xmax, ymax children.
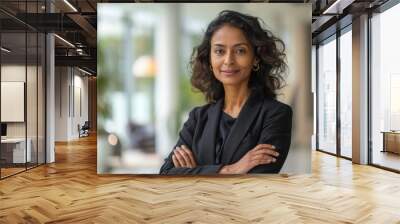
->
<box><xmin>172</xmin><ymin>154</ymin><xmax>181</xmax><ymax>167</ymax></box>
<box><xmin>181</xmin><ymin>145</ymin><xmax>197</xmax><ymax>166</ymax></box>
<box><xmin>233</xmin><ymin>144</ymin><xmax>279</xmax><ymax>173</ymax></box>
<box><xmin>255</xmin><ymin>158</ymin><xmax>275</xmax><ymax>165</ymax></box>
<box><xmin>250</xmin><ymin>155</ymin><xmax>276</xmax><ymax>166</ymax></box>
<box><xmin>251</xmin><ymin>148</ymin><xmax>279</xmax><ymax>158</ymax></box>
<box><xmin>174</xmin><ymin>148</ymin><xmax>188</xmax><ymax>167</ymax></box>
<box><xmin>173</xmin><ymin>146</ymin><xmax>197</xmax><ymax>168</ymax></box>
<box><xmin>248</xmin><ymin>144</ymin><xmax>279</xmax><ymax>166</ymax></box>
<box><xmin>176</xmin><ymin>147</ymin><xmax>192</xmax><ymax>167</ymax></box>
<box><xmin>251</xmin><ymin>154</ymin><xmax>276</xmax><ymax>163</ymax></box>
<box><xmin>253</xmin><ymin>144</ymin><xmax>277</xmax><ymax>152</ymax></box>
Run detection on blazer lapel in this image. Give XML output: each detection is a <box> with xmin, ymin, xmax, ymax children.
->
<box><xmin>197</xmin><ymin>99</ymin><xmax>223</xmax><ymax>164</ymax></box>
<box><xmin>221</xmin><ymin>90</ymin><xmax>263</xmax><ymax>164</ymax></box>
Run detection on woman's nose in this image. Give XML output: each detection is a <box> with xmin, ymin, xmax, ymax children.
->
<box><xmin>223</xmin><ymin>51</ymin><xmax>235</xmax><ymax>65</ymax></box>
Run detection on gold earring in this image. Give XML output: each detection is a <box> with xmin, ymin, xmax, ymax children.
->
<box><xmin>252</xmin><ymin>63</ymin><xmax>260</xmax><ymax>71</ymax></box>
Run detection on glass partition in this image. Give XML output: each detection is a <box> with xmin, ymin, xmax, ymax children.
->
<box><xmin>0</xmin><ymin>1</ymin><xmax>46</xmax><ymax>179</ymax></box>
<box><xmin>1</xmin><ymin>30</ymin><xmax>28</xmax><ymax>177</ymax></box>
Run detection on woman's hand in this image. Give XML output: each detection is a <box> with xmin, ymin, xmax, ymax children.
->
<box><xmin>219</xmin><ymin>144</ymin><xmax>279</xmax><ymax>174</ymax></box>
<box><xmin>172</xmin><ymin>145</ymin><xmax>197</xmax><ymax>168</ymax></box>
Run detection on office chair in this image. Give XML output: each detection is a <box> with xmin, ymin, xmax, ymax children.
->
<box><xmin>79</xmin><ymin>121</ymin><xmax>90</xmax><ymax>138</ymax></box>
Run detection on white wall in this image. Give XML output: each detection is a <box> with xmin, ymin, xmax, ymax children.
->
<box><xmin>55</xmin><ymin>67</ymin><xmax>89</xmax><ymax>141</ymax></box>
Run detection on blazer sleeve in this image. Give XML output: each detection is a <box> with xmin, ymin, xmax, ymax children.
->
<box><xmin>159</xmin><ymin>108</ymin><xmax>223</xmax><ymax>175</ymax></box>
<box><xmin>250</xmin><ymin>104</ymin><xmax>293</xmax><ymax>173</ymax></box>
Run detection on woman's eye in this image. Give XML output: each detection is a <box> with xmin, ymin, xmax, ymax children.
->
<box><xmin>236</xmin><ymin>48</ymin><xmax>246</xmax><ymax>54</ymax></box>
<box><xmin>214</xmin><ymin>49</ymin><xmax>224</xmax><ymax>55</ymax></box>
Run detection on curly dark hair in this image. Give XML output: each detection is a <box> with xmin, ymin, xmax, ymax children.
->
<box><xmin>190</xmin><ymin>10</ymin><xmax>287</xmax><ymax>103</ymax></box>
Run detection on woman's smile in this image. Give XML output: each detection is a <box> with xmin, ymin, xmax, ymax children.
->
<box><xmin>220</xmin><ymin>69</ymin><xmax>240</xmax><ymax>76</ymax></box>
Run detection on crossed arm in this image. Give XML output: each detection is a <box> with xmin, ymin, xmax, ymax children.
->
<box><xmin>171</xmin><ymin>144</ymin><xmax>279</xmax><ymax>174</ymax></box>
<box><xmin>159</xmin><ymin>105</ymin><xmax>291</xmax><ymax>175</ymax></box>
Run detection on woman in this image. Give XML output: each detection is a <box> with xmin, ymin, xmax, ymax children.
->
<box><xmin>159</xmin><ymin>10</ymin><xmax>292</xmax><ymax>175</ymax></box>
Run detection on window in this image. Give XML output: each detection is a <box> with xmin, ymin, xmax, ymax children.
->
<box><xmin>339</xmin><ymin>29</ymin><xmax>352</xmax><ymax>158</ymax></box>
<box><xmin>370</xmin><ymin>3</ymin><xmax>400</xmax><ymax>171</ymax></box>
<box><xmin>317</xmin><ymin>36</ymin><xmax>337</xmax><ymax>154</ymax></box>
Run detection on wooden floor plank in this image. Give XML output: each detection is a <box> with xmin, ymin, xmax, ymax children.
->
<box><xmin>0</xmin><ymin>134</ymin><xmax>399</xmax><ymax>223</ymax></box>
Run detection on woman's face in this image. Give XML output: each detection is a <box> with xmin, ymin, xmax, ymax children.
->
<box><xmin>210</xmin><ymin>24</ymin><xmax>258</xmax><ymax>87</ymax></box>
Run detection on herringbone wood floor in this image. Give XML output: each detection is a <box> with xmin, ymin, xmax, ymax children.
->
<box><xmin>1</xmin><ymin>134</ymin><xmax>399</xmax><ymax>224</ymax></box>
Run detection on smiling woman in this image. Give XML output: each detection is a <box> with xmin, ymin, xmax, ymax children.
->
<box><xmin>159</xmin><ymin>10</ymin><xmax>292</xmax><ymax>175</ymax></box>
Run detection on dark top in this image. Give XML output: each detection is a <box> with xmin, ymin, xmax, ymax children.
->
<box><xmin>159</xmin><ymin>88</ymin><xmax>293</xmax><ymax>175</ymax></box>
<box><xmin>215</xmin><ymin>112</ymin><xmax>237</xmax><ymax>164</ymax></box>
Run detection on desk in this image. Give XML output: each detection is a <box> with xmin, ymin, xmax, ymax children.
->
<box><xmin>381</xmin><ymin>131</ymin><xmax>400</xmax><ymax>154</ymax></box>
<box><xmin>1</xmin><ymin>138</ymin><xmax>31</xmax><ymax>163</ymax></box>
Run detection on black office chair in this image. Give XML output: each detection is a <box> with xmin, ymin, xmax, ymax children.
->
<box><xmin>79</xmin><ymin>121</ymin><xmax>90</xmax><ymax>138</ymax></box>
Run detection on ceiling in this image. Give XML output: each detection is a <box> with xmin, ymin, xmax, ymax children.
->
<box><xmin>0</xmin><ymin>0</ymin><xmax>391</xmax><ymax>75</ymax></box>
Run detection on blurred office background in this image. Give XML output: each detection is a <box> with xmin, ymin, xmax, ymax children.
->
<box><xmin>97</xmin><ymin>3</ymin><xmax>312</xmax><ymax>174</ymax></box>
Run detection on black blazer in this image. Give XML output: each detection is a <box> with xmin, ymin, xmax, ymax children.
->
<box><xmin>159</xmin><ymin>89</ymin><xmax>292</xmax><ymax>175</ymax></box>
